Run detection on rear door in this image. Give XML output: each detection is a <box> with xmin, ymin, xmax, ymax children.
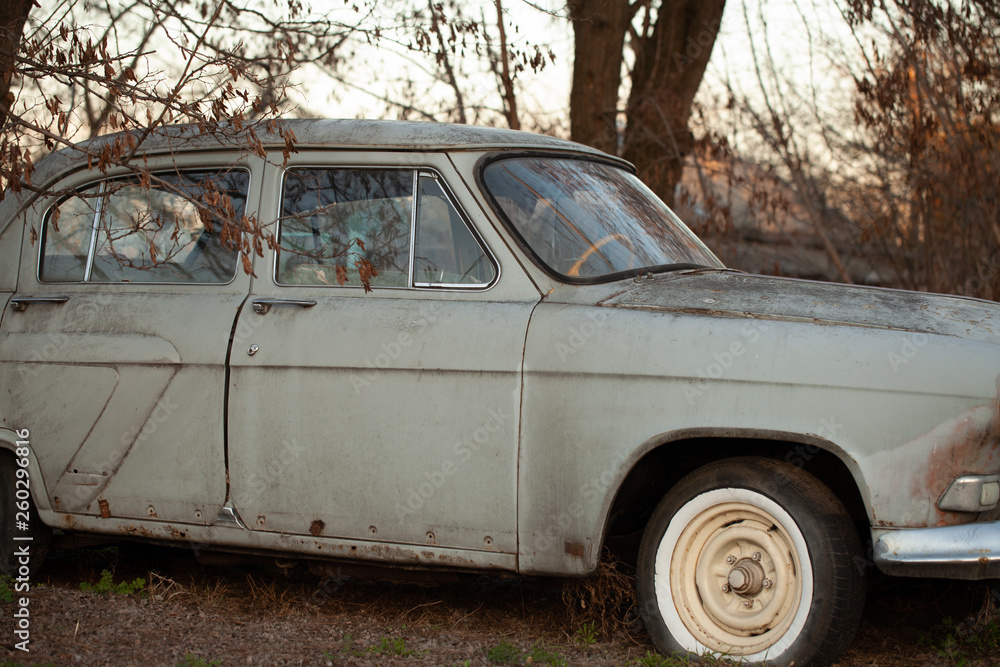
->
<box><xmin>0</xmin><ymin>157</ymin><xmax>261</xmax><ymax>525</ymax></box>
<box><xmin>226</xmin><ymin>151</ymin><xmax>539</xmax><ymax>560</ymax></box>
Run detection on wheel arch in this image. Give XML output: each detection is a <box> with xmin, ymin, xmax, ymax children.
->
<box><xmin>598</xmin><ymin>428</ymin><xmax>870</xmax><ymax>565</ymax></box>
<box><xmin>0</xmin><ymin>427</ymin><xmax>53</xmax><ymax>514</ymax></box>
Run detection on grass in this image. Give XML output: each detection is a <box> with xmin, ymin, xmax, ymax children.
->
<box><xmin>79</xmin><ymin>568</ymin><xmax>146</xmax><ymax>596</ymax></box>
<box><xmin>923</xmin><ymin>612</ymin><xmax>1000</xmax><ymax>667</ymax></box>
<box><xmin>327</xmin><ymin>634</ymin><xmax>426</xmax><ymax>660</ymax></box>
<box><xmin>368</xmin><ymin>636</ymin><xmax>425</xmax><ymax>657</ymax></box>
<box><xmin>485</xmin><ymin>639</ymin><xmax>568</xmax><ymax>666</ymax></box>
<box><xmin>486</xmin><ymin>639</ymin><xmax>522</xmax><ymax>664</ymax></box>
<box><xmin>175</xmin><ymin>655</ymin><xmax>222</xmax><ymax>667</ymax></box>
<box><xmin>574</xmin><ymin>620</ymin><xmax>598</xmax><ymax>646</ymax></box>
<box><xmin>0</xmin><ymin>575</ymin><xmax>14</xmax><ymax>603</ymax></box>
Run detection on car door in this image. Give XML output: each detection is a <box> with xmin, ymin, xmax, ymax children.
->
<box><xmin>226</xmin><ymin>152</ymin><xmax>539</xmax><ymax>559</ymax></box>
<box><xmin>0</xmin><ymin>158</ymin><xmax>261</xmax><ymax>525</ymax></box>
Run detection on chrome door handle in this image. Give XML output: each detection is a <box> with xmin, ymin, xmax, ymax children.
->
<box><xmin>251</xmin><ymin>298</ymin><xmax>317</xmax><ymax>315</ymax></box>
<box><xmin>10</xmin><ymin>296</ymin><xmax>70</xmax><ymax>312</ymax></box>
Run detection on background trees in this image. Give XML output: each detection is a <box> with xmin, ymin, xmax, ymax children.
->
<box><xmin>2</xmin><ymin>0</ymin><xmax>997</xmax><ymax>299</ymax></box>
<box><xmin>708</xmin><ymin>0</ymin><xmax>999</xmax><ymax>299</ymax></box>
<box><xmin>568</xmin><ymin>0</ymin><xmax>725</xmax><ymax>206</ymax></box>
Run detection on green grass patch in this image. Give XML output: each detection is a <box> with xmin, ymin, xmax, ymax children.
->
<box><xmin>0</xmin><ymin>575</ymin><xmax>14</xmax><ymax>603</ymax></box>
<box><xmin>175</xmin><ymin>655</ymin><xmax>222</xmax><ymax>667</ymax></box>
<box><xmin>574</xmin><ymin>620</ymin><xmax>598</xmax><ymax>646</ymax></box>
<box><xmin>79</xmin><ymin>569</ymin><xmax>146</xmax><ymax>596</ymax></box>
<box><xmin>368</xmin><ymin>636</ymin><xmax>424</xmax><ymax>657</ymax></box>
<box><xmin>486</xmin><ymin>639</ymin><xmax>567</xmax><ymax>666</ymax></box>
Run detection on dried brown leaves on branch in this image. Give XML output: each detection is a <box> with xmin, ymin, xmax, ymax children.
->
<box><xmin>712</xmin><ymin>0</ymin><xmax>998</xmax><ymax>299</ymax></box>
<box><xmin>847</xmin><ymin>0</ymin><xmax>1000</xmax><ymax>299</ymax></box>
<box><xmin>0</xmin><ymin>0</ymin><xmax>368</xmax><ymax>273</ymax></box>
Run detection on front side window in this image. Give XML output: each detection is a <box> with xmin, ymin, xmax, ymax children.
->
<box><xmin>481</xmin><ymin>157</ymin><xmax>723</xmax><ymax>281</ymax></box>
<box><xmin>40</xmin><ymin>170</ymin><xmax>248</xmax><ymax>284</ymax></box>
<box><xmin>276</xmin><ymin>168</ymin><xmax>495</xmax><ymax>289</ymax></box>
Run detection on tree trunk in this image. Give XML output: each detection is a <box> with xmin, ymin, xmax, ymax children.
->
<box><xmin>0</xmin><ymin>0</ymin><xmax>33</xmax><ymax>132</ymax></box>
<box><xmin>623</xmin><ymin>0</ymin><xmax>725</xmax><ymax>207</ymax></box>
<box><xmin>568</xmin><ymin>0</ymin><xmax>631</xmax><ymax>154</ymax></box>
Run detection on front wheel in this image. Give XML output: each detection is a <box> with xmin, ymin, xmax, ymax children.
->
<box><xmin>637</xmin><ymin>457</ymin><xmax>864</xmax><ymax>666</ymax></box>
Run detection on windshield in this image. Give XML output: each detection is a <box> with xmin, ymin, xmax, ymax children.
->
<box><xmin>482</xmin><ymin>156</ymin><xmax>723</xmax><ymax>281</ymax></box>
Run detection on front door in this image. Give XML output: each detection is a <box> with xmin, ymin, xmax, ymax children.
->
<box><xmin>227</xmin><ymin>153</ymin><xmax>538</xmax><ymax>557</ymax></box>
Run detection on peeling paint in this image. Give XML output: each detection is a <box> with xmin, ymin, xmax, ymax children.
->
<box><xmin>866</xmin><ymin>377</ymin><xmax>1000</xmax><ymax>527</ymax></box>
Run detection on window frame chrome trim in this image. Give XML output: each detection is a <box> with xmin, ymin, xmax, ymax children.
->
<box><xmin>272</xmin><ymin>163</ymin><xmax>500</xmax><ymax>293</ymax></box>
<box><xmin>37</xmin><ymin>167</ymin><xmax>252</xmax><ymax>287</ymax></box>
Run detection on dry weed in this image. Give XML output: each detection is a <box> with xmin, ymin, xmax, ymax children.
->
<box><xmin>560</xmin><ymin>552</ymin><xmax>639</xmax><ymax>638</ymax></box>
<box><xmin>147</xmin><ymin>571</ymin><xmax>188</xmax><ymax>603</ymax></box>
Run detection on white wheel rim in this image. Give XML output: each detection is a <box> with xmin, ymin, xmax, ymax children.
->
<box><xmin>653</xmin><ymin>487</ymin><xmax>813</xmax><ymax>661</ymax></box>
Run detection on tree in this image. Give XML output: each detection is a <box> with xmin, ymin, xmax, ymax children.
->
<box><xmin>0</xmin><ymin>0</ymin><xmax>370</xmax><ymax>278</ymax></box>
<box><xmin>704</xmin><ymin>0</ymin><xmax>999</xmax><ymax>299</ymax></box>
<box><xmin>569</xmin><ymin>0</ymin><xmax>726</xmax><ymax>206</ymax></box>
<box><xmin>847</xmin><ymin>0</ymin><xmax>1000</xmax><ymax>298</ymax></box>
<box><xmin>1</xmin><ymin>0</ymin><xmax>364</xmax><ymax>196</ymax></box>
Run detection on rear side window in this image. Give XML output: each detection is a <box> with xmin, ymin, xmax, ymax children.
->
<box><xmin>276</xmin><ymin>168</ymin><xmax>496</xmax><ymax>289</ymax></box>
<box><xmin>39</xmin><ymin>170</ymin><xmax>249</xmax><ymax>284</ymax></box>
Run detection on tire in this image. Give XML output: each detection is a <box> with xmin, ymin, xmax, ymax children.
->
<box><xmin>637</xmin><ymin>457</ymin><xmax>865</xmax><ymax>666</ymax></box>
<box><xmin>0</xmin><ymin>452</ymin><xmax>51</xmax><ymax>577</ymax></box>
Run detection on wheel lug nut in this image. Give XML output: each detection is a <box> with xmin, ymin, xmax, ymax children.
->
<box><xmin>743</xmin><ymin>599</ymin><xmax>754</xmax><ymax>608</ymax></box>
<box><xmin>721</xmin><ymin>584</ymin><xmax>731</xmax><ymax>593</ymax></box>
<box><xmin>752</xmin><ymin>552</ymin><xmax>762</xmax><ymax>561</ymax></box>
<box><xmin>726</xmin><ymin>555</ymin><xmax>737</xmax><ymax>564</ymax></box>
<box><xmin>762</xmin><ymin>579</ymin><xmax>773</xmax><ymax>589</ymax></box>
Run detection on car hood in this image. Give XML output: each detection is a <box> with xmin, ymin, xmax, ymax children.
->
<box><xmin>599</xmin><ymin>270</ymin><xmax>1000</xmax><ymax>344</ymax></box>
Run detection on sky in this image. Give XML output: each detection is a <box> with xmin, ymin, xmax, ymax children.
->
<box><xmin>296</xmin><ymin>0</ymin><xmax>864</xmax><ymax>137</ymax></box>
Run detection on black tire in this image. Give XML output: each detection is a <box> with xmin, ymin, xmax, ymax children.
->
<box><xmin>637</xmin><ymin>457</ymin><xmax>865</xmax><ymax>666</ymax></box>
<box><xmin>0</xmin><ymin>452</ymin><xmax>51</xmax><ymax>577</ymax></box>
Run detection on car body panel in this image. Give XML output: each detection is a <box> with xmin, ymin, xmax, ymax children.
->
<box><xmin>0</xmin><ymin>155</ymin><xmax>265</xmax><ymax>525</ymax></box>
<box><xmin>225</xmin><ymin>150</ymin><xmax>539</xmax><ymax>556</ymax></box>
<box><xmin>516</xmin><ymin>277</ymin><xmax>1000</xmax><ymax>574</ymax></box>
<box><xmin>0</xmin><ymin>120</ymin><xmax>996</xmax><ymax>586</ymax></box>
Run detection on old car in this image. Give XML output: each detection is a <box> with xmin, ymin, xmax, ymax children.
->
<box><xmin>1</xmin><ymin>119</ymin><xmax>998</xmax><ymax>665</ymax></box>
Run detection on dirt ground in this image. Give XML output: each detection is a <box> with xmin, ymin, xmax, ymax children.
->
<box><xmin>1</xmin><ymin>542</ymin><xmax>999</xmax><ymax>667</ymax></box>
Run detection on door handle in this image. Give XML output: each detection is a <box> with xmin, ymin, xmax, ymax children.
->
<box><xmin>10</xmin><ymin>296</ymin><xmax>70</xmax><ymax>312</ymax></box>
<box><xmin>251</xmin><ymin>298</ymin><xmax>317</xmax><ymax>315</ymax></box>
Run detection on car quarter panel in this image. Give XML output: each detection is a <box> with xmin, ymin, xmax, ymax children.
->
<box><xmin>517</xmin><ymin>284</ymin><xmax>1000</xmax><ymax>576</ymax></box>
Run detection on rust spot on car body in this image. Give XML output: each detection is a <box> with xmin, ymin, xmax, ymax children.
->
<box><xmin>309</xmin><ymin>519</ymin><xmax>325</xmax><ymax>536</ymax></box>
<box><xmin>98</xmin><ymin>498</ymin><xmax>110</xmax><ymax>518</ymax></box>
<box><xmin>868</xmin><ymin>377</ymin><xmax>1000</xmax><ymax>527</ymax></box>
<box><xmin>118</xmin><ymin>524</ymin><xmax>154</xmax><ymax>537</ymax></box>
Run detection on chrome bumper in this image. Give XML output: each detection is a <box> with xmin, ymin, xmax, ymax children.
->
<box><xmin>873</xmin><ymin>522</ymin><xmax>1000</xmax><ymax>579</ymax></box>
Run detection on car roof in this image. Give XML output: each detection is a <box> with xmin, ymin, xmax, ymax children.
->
<box><xmin>34</xmin><ymin>119</ymin><xmax>618</xmax><ymax>183</ymax></box>
<box><xmin>0</xmin><ymin>119</ymin><xmax>626</xmax><ymax>235</ymax></box>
